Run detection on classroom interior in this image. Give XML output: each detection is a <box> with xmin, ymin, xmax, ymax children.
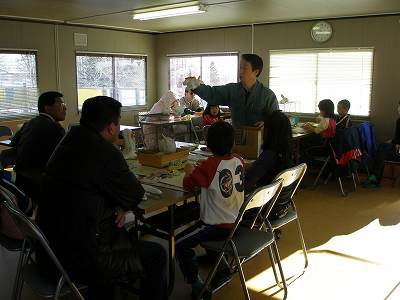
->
<box><xmin>1</xmin><ymin>0</ymin><xmax>400</xmax><ymax>299</ymax></box>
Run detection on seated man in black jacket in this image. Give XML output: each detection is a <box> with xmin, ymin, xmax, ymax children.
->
<box><xmin>37</xmin><ymin>96</ymin><xmax>167</xmax><ymax>300</ymax></box>
<box><xmin>10</xmin><ymin>91</ymin><xmax>66</xmax><ymax>202</ymax></box>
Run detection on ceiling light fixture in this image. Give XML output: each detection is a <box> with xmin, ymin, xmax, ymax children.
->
<box><xmin>132</xmin><ymin>1</ymin><xmax>207</xmax><ymax>21</ymax></box>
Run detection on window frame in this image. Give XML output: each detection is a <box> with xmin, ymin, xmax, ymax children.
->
<box><xmin>268</xmin><ymin>47</ymin><xmax>374</xmax><ymax>118</ymax></box>
<box><xmin>0</xmin><ymin>48</ymin><xmax>39</xmax><ymax>120</ymax></box>
<box><xmin>167</xmin><ymin>52</ymin><xmax>240</xmax><ymax>94</ymax></box>
<box><xmin>75</xmin><ymin>51</ymin><xmax>148</xmax><ymax>112</ymax></box>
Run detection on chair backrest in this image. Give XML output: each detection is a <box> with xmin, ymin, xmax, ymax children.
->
<box><xmin>0</xmin><ymin>125</ymin><xmax>12</xmax><ymax>138</ymax></box>
<box><xmin>227</xmin><ymin>179</ymin><xmax>284</xmax><ymax>238</ymax></box>
<box><xmin>273</xmin><ymin>163</ymin><xmax>307</xmax><ymax>200</ymax></box>
<box><xmin>0</xmin><ymin>185</ymin><xmax>24</xmax><ymax>240</ymax></box>
<box><xmin>191</xmin><ymin>116</ymin><xmax>202</xmax><ymax>127</ymax></box>
<box><xmin>0</xmin><ymin>188</ymin><xmax>85</xmax><ymax>300</ymax></box>
<box><xmin>356</xmin><ymin>122</ymin><xmax>377</xmax><ymax>164</ymax></box>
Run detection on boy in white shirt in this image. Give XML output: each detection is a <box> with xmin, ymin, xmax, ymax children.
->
<box><xmin>177</xmin><ymin>122</ymin><xmax>244</xmax><ymax>299</ymax></box>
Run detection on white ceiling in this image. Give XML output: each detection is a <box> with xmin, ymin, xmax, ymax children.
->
<box><xmin>1</xmin><ymin>0</ymin><xmax>400</xmax><ymax>33</ymax></box>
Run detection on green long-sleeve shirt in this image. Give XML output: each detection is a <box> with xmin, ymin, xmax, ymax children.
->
<box><xmin>195</xmin><ymin>80</ymin><xmax>279</xmax><ymax>128</ymax></box>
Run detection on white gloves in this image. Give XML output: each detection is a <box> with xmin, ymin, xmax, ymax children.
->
<box><xmin>183</xmin><ymin>76</ymin><xmax>203</xmax><ymax>91</ymax></box>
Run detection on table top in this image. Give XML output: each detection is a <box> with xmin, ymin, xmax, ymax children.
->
<box><xmin>139</xmin><ymin>117</ymin><xmax>191</xmax><ymax>126</ymax></box>
<box><xmin>138</xmin><ymin>187</ymin><xmax>197</xmax><ymax>214</ymax></box>
<box><xmin>0</xmin><ymin>139</ymin><xmax>12</xmax><ymax>147</ymax></box>
<box><xmin>120</xmin><ymin>125</ymin><xmax>141</xmax><ymax>131</ymax></box>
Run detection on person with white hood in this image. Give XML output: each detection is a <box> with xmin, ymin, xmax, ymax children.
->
<box><xmin>143</xmin><ymin>91</ymin><xmax>181</xmax><ymax>150</ymax></box>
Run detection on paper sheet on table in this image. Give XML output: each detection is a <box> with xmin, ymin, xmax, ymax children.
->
<box><xmin>158</xmin><ymin>172</ymin><xmax>185</xmax><ymax>188</ymax></box>
<box><xmin>192</xmin><ymin>148</ymin><xmax>213</xmax><ymax>157</ymax></box>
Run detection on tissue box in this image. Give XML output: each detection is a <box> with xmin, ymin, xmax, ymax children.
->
<box><xmin>232</xmin><ymin>126</ymin><xmax>263</xmax><ymax>159</ymax></box>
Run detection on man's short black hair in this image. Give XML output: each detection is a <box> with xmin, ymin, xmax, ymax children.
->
<box><xmin>241</xmin><ymin>53</ymin><xmax>263</xmax><ymax>77</ymax></box>
<box><xmin>338</xmin><ymin>99</ymin><xmax>351</xmax><ymax>111</ymax></box>
<box><xmin>206</xmin><ymin>122</ymin><xmax>234</xmax><ymax>156</ymax></box>
<box><xmin>38</xmin><ymin>91</ymin><xmax>63</xmax><ymax>113</ymax></box>
<box><xmin>80</xmin><ymin>96</ymin><xmax>122</xmax><ymax>132</ymax></box>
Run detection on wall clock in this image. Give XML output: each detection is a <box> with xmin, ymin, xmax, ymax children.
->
<box><xmin>311</xmin><ymin>21</ymin><xmax>333</xmax><ymax>43</ymax></box>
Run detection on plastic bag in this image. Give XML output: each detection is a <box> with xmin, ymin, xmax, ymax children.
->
<box><xmin>121</xmin><ymin>129</ymin><xmax>137</xmax><ymax>159</ymax></box>
<box><xmin>158</xmin><ymin>134</ymin><xmax>176</xmax><ymax>154</ymax></box>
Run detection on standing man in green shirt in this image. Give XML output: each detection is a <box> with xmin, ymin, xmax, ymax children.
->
<box><xmin>184</xmin><ymin>53</ymin><xmax>279</xmax><ymax>128</ymax></box>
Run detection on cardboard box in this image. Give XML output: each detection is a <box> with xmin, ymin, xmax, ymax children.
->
<box><xmin>137</xmin><ymin>148</ymin><xmax>190</xmax><ymax>168</ymax></box>
<box><xmin>232</xmin><ymin>126</ymin><xmax>263</xmax><ymax>159</ymax></box>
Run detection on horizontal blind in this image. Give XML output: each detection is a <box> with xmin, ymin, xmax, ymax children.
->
<box><xmin>269</xmin><ymin>48</ymin><xmax>373</xmax><ymax>116</ymax></box>
<box><xmin>76</xmin><ymin>54</ymin><xmax>147</xmax><ymax>109</ymax></box>
<box><xmin>0</xmin><ymin>51</ymin><xmax>38</xmax><ymax>119</ymax></box>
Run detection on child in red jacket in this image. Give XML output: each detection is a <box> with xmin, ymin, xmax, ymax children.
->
<box><xmin>202</xmin><ymin>104</ymin><xmax>223</xmax><ymax>127</ymax></box>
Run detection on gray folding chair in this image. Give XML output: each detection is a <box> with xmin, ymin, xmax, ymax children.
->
<box><xmin>198</xmin><ymin>179</ymin><xmax>287</xmax><ymax>300</ymax></box>
<box><xmin>269</xmin><ymin>163</ymin><xmax>308</xmax><ymax>284</ymax></box>
<box><xmin>0</xmin><ymin>125</ymin><xmax>13</xmax><ymax>137</ymax></box>
<box><xmin>0</xmin><ymin>186</ymin><xmax>86</xmax><ymax>300</ymax></box>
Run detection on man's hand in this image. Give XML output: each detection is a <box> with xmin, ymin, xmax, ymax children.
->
<box><xmin>183</xmin><ymin>76</ymin><xmax>203</xmax><ymax>91</ymax></box>
<box><xmin>395</xmin><ymin>144</ymin><xmax>400</xmax><ymax>154</ymax></box>
<box><xmin>254</xmin><ymin>121</ymin><xmax>264</xmax><ymax>128</ymax></box>
<box><xmin>184</xmin><ymin>163</ymin><xmax>194</xmax><ymax>175</ymax></box>
<box><xmin>115</xmin><ymin>207</ymin><xmax>131</xmax><ymax>228</ymax></box>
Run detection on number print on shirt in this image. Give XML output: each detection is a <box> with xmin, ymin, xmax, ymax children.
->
<box><xmin>235</xmin><ymin>164</ymin><xmax>244</xmax><ymax>192</ymax></box>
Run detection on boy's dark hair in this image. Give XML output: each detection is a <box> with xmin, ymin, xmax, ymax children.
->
<box><xmin>241</xmin><ymin>53</ymin><xmax>263</xmax><ymax>77</ymax></box>
<box><xmin>207</xmin><ymin>122</ymin><xmax>234</xmax><ymax>156</ymax></box>
<box><xmin>318</xmin><ymin>99</ymin><xmax>335</xmax><ymax>119</ymax></box>
<box><xmin>80</xmin><ymin>96</ymin><xmax>121</xmax><ymax>132</ymax></box>
<box><xmin>338</xmin><ymin>99</ymin><xmax>351</xmax><ymax>111</ymax></box>
<box><xmin>263</xmin><ymin>111</ymin><xmax>293</xmax><ymax>162</ymax></box>
<box><xmin>38</xmin><ymin>91</ymin><xmax>63</xmax><ymax>113</ymax></box>
<box><xmin>203</xmin><ymin>104</ymin><xmax>221</xmax><ymax>118</ymax></box>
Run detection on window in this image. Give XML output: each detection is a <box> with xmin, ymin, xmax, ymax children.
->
<box><xmin>269</xmin><ymin>48</ymin><xmax>373</xmax><ymax>116</ymax></box>
<box><xmin>0</xmin><ymin>50</ymin><xmax>38</xmax><ymax>119</ymax></box>
<box><xmin>76</xmin><ymin>53</ymin><xmax>146</xmax><ymax>109</ymax></box>
<box><xmin>169</xmin><ymin>53</ymin><xmax>238</xmax><ymax>103</ymax></box>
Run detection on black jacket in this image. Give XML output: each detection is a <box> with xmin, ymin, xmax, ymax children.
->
<box><xmin>244</xmin><ymin>149</ymin><xmax>293</xmax><ymax>208</ymax></box>
<box><xmin>37</xmin><ymin>125</ymin><xmax>145</xmax><ymax>282</ymax></box>
<box><xmin>11</xmin><ymin>114</ymin><xmax>65</xmax><ymax>172</ymax></box>
<box><xmin>393</xmin><ymin>118</ymin><xmax>400</xmax><ymax>146</ymax></box>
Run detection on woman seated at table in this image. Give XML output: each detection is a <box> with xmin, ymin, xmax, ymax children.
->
<box><xmin>244</xmin><ymin>110</ymin><xmax>294</xmax><ymax>219</ymax></box>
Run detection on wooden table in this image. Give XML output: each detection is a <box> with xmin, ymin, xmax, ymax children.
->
<box><xmin>292</xmin><ymin>131</ymin><xmax>311</xmax><ymax>163</ymax></box>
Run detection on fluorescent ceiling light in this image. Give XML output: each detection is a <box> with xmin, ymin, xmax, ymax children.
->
<box><xmin>132</xmin><ymin>1</ymin><xmax>207</xmax><ymax>21</ymax></box>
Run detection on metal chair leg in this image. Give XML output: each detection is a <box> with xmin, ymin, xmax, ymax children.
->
<box><xmin>12</xmin><ymin>240</ymin><xmax>27</xmax><ymax>300</ymax></box>
<box><xmin>338</xmin><ymin>177</ymin><xmax>346</xmax><ymax>197</ymax></box>
<box><xmin>295</xmin><ymin>217</ymin><xmax>309</xmax><ymax>271</ymax></box>
<box><xmin>272</xmin><ymin>242</ymin><xmax>288</xmax><ymax>300</ymax></box>
<box><xmin>323</xmin><ymin>172</ymin><xmax>332</xmax><ymax>185</ymax></box>
<box><xmin>267</xmin><ymin>245</ymin><xmax>284</xmax><ymax>288</ymax></box>
<box><xmin>313</xmin><ymin>156</ymin><xmax>330</xmax><ymax>188</ymax></box>
<box><xmin>232</xmin><ymin>246</ymin><xmax>250</xmax><ymax>300</ymax></box>
<box><xmin>352</xmin><ymin>173</ymin><xmax>357</xmax><ymax>191</ymax></box>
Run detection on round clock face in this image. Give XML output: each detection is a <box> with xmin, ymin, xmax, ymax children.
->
<box><xmin>311</xmin><ymin>21</ymin><xmax>333</xmax><ymax>43</ymax></box>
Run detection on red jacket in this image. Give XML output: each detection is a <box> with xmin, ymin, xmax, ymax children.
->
<box><xmin>202</xmin><ymin>114</ymin><xmax>223</xmax><ymax>127</ymax></box>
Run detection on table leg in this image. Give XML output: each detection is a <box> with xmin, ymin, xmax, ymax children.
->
<box><xmin>167</xmin><ymin>205</ymin><xmax>176</xmax><ymax>295</ymax></box>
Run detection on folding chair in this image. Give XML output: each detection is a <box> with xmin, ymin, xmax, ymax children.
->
<box><xmin>0</xmin><ymin>125</ymin><xmax>13</xmax><ymax>137</ymax></box>
<box><xmin>0</xmin><ymin>186</ymin><xmax>86</xmax><ymax>300</ymax></box>
<box><xmin>269</xmin><ymin>163</ymin><xmax>308</xmax><ymax>284</ymax></box>
<box><xmin>312</xmin><ymin>139</ymin><xmax>349</xmax><ymax>196</ymax></box>
<box><xmin>198</xmin><ymin>179</ymin><xmax>287</xmax><ymax>300</ymax></box>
